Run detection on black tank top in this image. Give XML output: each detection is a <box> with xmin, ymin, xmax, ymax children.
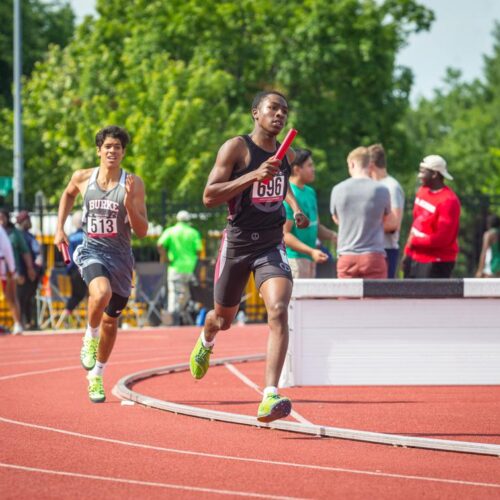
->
<box><xmin>225</xmin><ymin>135</ymin><xmax>291</xmax><ymax>250</ymax></box>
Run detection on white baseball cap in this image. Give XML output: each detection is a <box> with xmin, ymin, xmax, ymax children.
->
<box><xmin>420</xmin><ymin>155</ymin><xmax>453</xmax><ymax>180</ymax></box>
<box><xmin>176</xmin><ymin>210</ymin><xmax>190</xmax><ymax>222</ymax></box>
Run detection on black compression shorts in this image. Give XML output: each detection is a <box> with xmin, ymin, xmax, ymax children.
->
<box><xmin>214</xmin><ymin>234</ymin><xmax>292</xmax><ymax>308</ymax></box>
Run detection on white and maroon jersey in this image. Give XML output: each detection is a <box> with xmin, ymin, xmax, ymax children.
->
<box><xmin>81</xmin><ymin>168</ymin><xmax>131</xmax><ymax>257</ymax></box>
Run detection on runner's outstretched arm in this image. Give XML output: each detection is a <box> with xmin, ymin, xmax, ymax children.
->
<box><xmin>54</xmin><ymin>170</ymin><xmax>89</xmax><ymax>248</ymax></box>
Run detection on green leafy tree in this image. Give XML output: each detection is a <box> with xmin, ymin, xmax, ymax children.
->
<box><xmin>405</xmin><ymin>23</ymin><xmax>500</xmax><ymax>196</ymax></box>
<box><xmin>0</xmin><ymin>0</ymin><xmax>433</xmax><ymax>209</ymax></box>
<box><xmin>0</xmin><ymin>0</ymin><xmax>74</xmax><ymax>198</ymax></box>
<box><xmin>0</xmin><ymin>0</ymin><xmax>75</xmax><ymax>106</ymax></box>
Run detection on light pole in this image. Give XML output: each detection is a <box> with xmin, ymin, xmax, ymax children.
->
<box><xmin>13</xmin><ymin>0</ymin><xmax>24</xmax><ymax>210</ymax></box>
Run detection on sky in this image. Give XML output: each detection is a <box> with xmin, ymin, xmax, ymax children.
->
<box><xmin>397</xmin><ymin>0</ymin><xmax>500</xmax><ymax>101</ymax></box>
<box><xmin>66</xmin><ymin>0</ymin><xmax>500</xmax><ymax>102</ymax></box>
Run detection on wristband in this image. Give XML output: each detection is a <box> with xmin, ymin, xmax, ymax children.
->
<box><xmin>293</xmin><ymin>212</ymin><xmax>304</xmax><ymax>221</ymax></box>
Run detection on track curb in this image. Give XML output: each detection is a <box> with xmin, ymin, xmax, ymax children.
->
<box><xmin>113</xmin><ymin>354</ymin><xmax>500</xmax><ymax>457</ymax></box>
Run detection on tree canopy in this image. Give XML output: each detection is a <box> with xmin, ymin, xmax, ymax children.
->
<box><xmin>0</xmin><ymin>0</ymin><xmax>433</xmax><ymax>209</ymax></box>
<box><xmin>0</xmin><ymin>0</ymin><xmax>75</xmax><ymax>184</ymax></box>
<box><xmin>0</xmin><ymin>0</ymin><xmax>75</xmax><ymax>107</ymax></box>
<box><xmin>404</xmin><ymin>23</ymin><xmax>500</xmax><ymax>198</ymax></box>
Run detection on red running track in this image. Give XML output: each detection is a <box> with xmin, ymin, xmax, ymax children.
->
<box><xmin>1</xmin><ymin>325</ymin><xmax>500</xmax><ymax>499</ymax></box>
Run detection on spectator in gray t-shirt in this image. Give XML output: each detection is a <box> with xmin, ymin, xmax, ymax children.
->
<box><xmin>330</xmin><ymin>146</ymin><xmax>397</xmax><ymax>279</ymax></box>
<box><xmin>368</xmin><ymin>144</ymin><xmax>405</xmax><ymax>278</ymax></box>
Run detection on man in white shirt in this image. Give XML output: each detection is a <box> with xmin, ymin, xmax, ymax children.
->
<box><xmin>369</xmin><ymin>144</ymin><xmax>405</xmax><ymax>278</ymax></box>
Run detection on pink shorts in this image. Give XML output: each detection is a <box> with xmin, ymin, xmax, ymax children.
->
<box><xmin>337</xmin><ymin>253</ymin><xmax>387</xmax><ymax>279</ymax></box>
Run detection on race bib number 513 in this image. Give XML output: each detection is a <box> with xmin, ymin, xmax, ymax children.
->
<box><xmin>88</xmin><ymin>216</ymin><xmax>118</xmax><ymax>238</ymax></box>
<box><xmin>251</xmin><ymin>174</ymin><xmax>285</xmax><ymax>203</ymax></box>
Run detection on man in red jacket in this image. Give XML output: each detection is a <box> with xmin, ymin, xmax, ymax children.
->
<box><xmin>403</xmin><ymin>155</ymin><xmax>461</xmax><ymax>278</ymax></box>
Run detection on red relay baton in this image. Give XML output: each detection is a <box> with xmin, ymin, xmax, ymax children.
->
<box><xmin>263</xmin><ymin>128</ymin><xmax>298</xmax><ymax>184</ymax></box>
<box><xmin>61</xmin><ymin>242</ymin><xmax>71</xmax><ymax>265</ymax></box>
<box><xmin>275</xmin><ymin>128</ymin><xmax>298</xmax><ymax>160</ymax></box>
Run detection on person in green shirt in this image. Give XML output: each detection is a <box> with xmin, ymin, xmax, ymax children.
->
<box><xmin>157</xmin><ymin>210</ymin><xmax>203</xmax><ymax>325</ymax></box>
<box><xmin>283</xmin><ymin>149</ymin><xmax>337</xmax><ymax>278</ymax></box>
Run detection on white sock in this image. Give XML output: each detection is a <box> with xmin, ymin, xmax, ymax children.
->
<box><xmin>263</xmin><ymin>386</ymin><xmax>278</xmax><ymax>397</ymax></box>
<box><xmin>201</xmin><ymin>330</ymin><xmax>215</xmax><ymax>348</ymax></box>
<box><xmin>90</xmin><ymin>361</ymin><xmax>106</xmax><ymax>377</ymax></box>
<box><xmin>85</xmin><ymin>324</ymin><xmax>99</xmax><ymax>339</ymax></box>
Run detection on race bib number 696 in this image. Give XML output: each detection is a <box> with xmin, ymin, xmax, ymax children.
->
<box><xmin>251</xmin><ymin>174</ymin><xmax>285</xmax><ymax>203</ymax></box>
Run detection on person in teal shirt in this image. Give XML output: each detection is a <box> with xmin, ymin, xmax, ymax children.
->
<box><xmin>157</xmin><ymin>210</ymin><xmax>203</xmax><ymax>324</ymax></box>
<box><xmin>283</xmin><ymin>149</ymin><xmax>337</xmax><ymax>278</ymax></box>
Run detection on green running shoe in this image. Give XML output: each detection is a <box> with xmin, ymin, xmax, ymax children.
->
<box><xmin>87</xmin><ymin>374</ymin><xmax>106</xmax><ymax>403</ymax></box>
<box><xmin>80</xmin><ymin>337</ymin><xmax>99</xmax><ymax>371</ymax></box>
<box><xmin>257</xmin><ymin>393</ymin><xmax>292</xmax><ymax>423</ymax></box>
<box><xmin>189</xmin><ymin>336</ymin><xmax>213</xmax><ymax>379</ymax></box>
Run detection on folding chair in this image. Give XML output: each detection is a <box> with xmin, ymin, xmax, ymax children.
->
<box><xmin>133</xmin><ymin>262</ymin><xmax>166</xmax><ymax>327</ymax></box>
<box><xmin>37</xmin><ymin>267</ymin><xmax>87</xmax><ymax>330</ymax></box>
<box><xmin>36</xmin><ymin>273</ymin><xmax>55</xmax><ymax>329</ymax></box>
<box><xmin>178</xmin><ymin>279</ymin><xmax>214</xmax><ymax>326</ymax></box>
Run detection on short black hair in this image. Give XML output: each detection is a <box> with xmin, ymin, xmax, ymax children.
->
<box><xmin>291</xmin><ymin>149</ymin><xmax>312</xmax><ymax>168</ymax></box>
<box><xmin>0</xmin><ymin>208</ymin><xmax>13</xmax><ymax>228</ymax></box>
<box><xmin>487</xmin><ymin>214</ymin><xmax>500</xmax><ymax>229</ymax></box>
<box><xmin>95</xmin><ymin>126</ymin><xmax>130</xmax><ymax>149</ymax></box>
<box><xmin>251</xmin><ymin>90</ymin><xmax>288</xmax><ymax>111</ymax></box>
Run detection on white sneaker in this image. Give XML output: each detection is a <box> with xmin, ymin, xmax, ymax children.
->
<box><xmin>12</xmin><ymin>323</ymin><xmax>23</xmax><ymax>335</ymax></box>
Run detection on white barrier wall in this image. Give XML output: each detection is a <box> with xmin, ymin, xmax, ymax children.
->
<box><xmin>279</xmin><ymin>279</ymin><xmax>500</xmax><ymax>387</ymax></box>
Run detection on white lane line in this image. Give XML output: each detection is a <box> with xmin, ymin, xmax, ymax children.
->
<box><xmin>20</xmin><ymin>330</ymin><xmax>83</xmax><ymax>336</ymax></box>
<box><xmin>21</xmin><ymin>327</ymin><xmax>174</xmax><ymax>337</ymax></box>
<box><xmin>0</xmin><ymin>463</ymin><xmax>303</xmax><ymax>499</ymax></box>
<box><xmin>0</xmin><ymin>365</ymin><xmax>79</xmax><ymax>380</ymax></box>
<box><xmin>1</xmin><ymin>345</ymin><xmax>174</xmax><ymax>358</ymax></box>
<box><xmin>0</xmin><ymin>350</ymin><xmax>260</xmax><ymax>381</ymax></box>
<box><xmin>0</xmin><ymin>348</ymin><xmax>190</xmax><ymax>367</ymax></box>
<box><xmin>0</xmin><ymin>357</ymin><xmax>84</xmax><ymax>367</ymax></box>
<box><xmin>0</xmin><ymin>351</ymin><xmax>258</xmax><ymax>381</ymax></box>
<box><xmin>0</xmin><ymin>350</ymin><xmax>77</xmax><ymax>359</ymax></box>
<box><xmin>1</xmin><ymin>416</ymin><xmax>498</xmax><ymax>490</ymax></box>
<box><xmin>0</xmin><ymin>354</ymin><xmax>75</xmax><ymax>363</ymax></box>
<box><xmin>224</xmin><ymin>362</ymin><xmax>313</xmax><ymax>425</ymax></box>
<box><xmin>0</xmin><ymin>355</ymin><xmax>183</xmax><ymax>381</ymax></box>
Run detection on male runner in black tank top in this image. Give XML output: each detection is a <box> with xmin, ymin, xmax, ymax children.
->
<box><xmin>189</xmin><ymin>91</ymin><xmax>309</xmax><ymax>423</ymax></box>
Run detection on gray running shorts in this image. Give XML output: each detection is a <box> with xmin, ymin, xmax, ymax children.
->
<box><xmin>74</xmin><ymin>245</ymin><xmax>133</xmax><ymax>298</ymax></box>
